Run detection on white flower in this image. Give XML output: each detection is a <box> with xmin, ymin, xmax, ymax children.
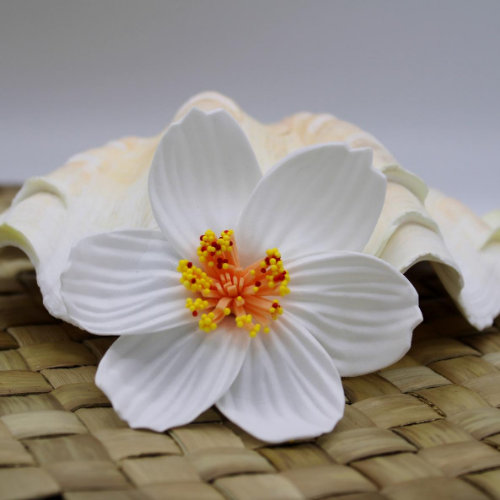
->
<box><xmin>60</xmin><ymin>108</ymin><xmax>422</xmax><ymax>443</ymax></box>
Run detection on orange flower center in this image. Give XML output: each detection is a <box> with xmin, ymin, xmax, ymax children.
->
<box><xmin>178</xmin><ymin>229</ymin><xmax>291</xmax><ymax>336</ymax></box>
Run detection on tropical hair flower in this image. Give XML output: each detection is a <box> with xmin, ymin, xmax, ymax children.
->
<box><xmin>60</xmin><ymin>108</ymin><xmax>422</xmax><ymax>443</ymax></box>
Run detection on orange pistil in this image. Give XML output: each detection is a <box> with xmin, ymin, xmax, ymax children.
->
<box><xmin>178</xmin><ymin>229</ymin><xmax>291</xmax><ymax>336</ymax></box>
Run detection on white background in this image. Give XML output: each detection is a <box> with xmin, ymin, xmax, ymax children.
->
<box><xmin>1</xmin><ymin>0</ymin><xmax>499</xmax><ymax>214</ymax></box>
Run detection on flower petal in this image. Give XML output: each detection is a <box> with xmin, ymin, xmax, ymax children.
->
<box><xmin>217</xmin><ymin>316</ymin><xmax>344</xmax><ymax>443</ymax></box>
<box><xmin>61</xmin><ymin>229</ymin><xmax>192</xmax><ymax>335</ymax></box>
<box><xmin>96</xmin><ymin>323</ymin><xmax>250</xmax><ymax>431</ymax></box>
<box><xmin>282</xmin><ymin>252</ymin><xmax>422</xmax><ymax>377</ymax></box>
<box><xmin>149</xmin><ymin>108</ymin><xmax>262</xmax><ymax>261</ymax></box>
<box><xmin>236</xmin><ymin>144</ymin><xmax>386</xmax><ymax>265</ymax></box>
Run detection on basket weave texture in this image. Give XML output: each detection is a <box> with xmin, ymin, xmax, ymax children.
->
<box><xmin>2</xmin><ymin>188</ymin><xmax>500</xmax><ymax>500</ymax></box>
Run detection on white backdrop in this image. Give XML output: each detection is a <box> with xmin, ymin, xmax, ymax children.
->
<box><xmin>1</xmin><ymin>0</ymin><xmax>499</xmax><ymax>213</ymax></box>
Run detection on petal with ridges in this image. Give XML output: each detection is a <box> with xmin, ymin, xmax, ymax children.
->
<box><xmin>96</xmin><ymin>323</ymin><xmax>250</xmax><ymax>431</ymax></box>
<box><xmin>149</xmin><ymin>108</ymin><xmax>262</xmax><ymax>261</ymax></box>
<box><xmin>217</xmin><ymin>316</ymin><xmax>344</xmax><ymax>443</ymax></box>
<box><xmin>236</xmin><ymin>143</ymin><xmax>386</xmax><ymax>266</ymax></box>
<box><xmin>282</xmin><ymin>252</ymin><xmax>422</xmax><ymax>377</ymax></box>
<box><xmin>61</xmin><ymin>229</ymin><xmax>192</xmax><ymax>335</ymax></box>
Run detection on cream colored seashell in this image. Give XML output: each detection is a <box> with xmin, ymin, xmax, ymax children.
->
<box><xmin>425</xmin><ymin>189</ymin><xmax>500</xmax><ymax>329</ymax></box>
<box><xmin>0</xmin><ymin>91</ymin><xmax>498</xmax><ymax>330</ymax></box>
<box><xmin>482</xmin><ymin>210</ymin><xmax>500</xmax><ymax>246</ymax></box>
<box><xmin>0</xmin><ymin>137</ymin><xmax>159</xmax><ymax>317</ymax></box>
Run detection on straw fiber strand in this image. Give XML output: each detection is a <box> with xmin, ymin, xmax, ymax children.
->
<box><xmin>2</xmin><ymin>190</ymin><xmax>500</xmax><ymax>499</ymax></box>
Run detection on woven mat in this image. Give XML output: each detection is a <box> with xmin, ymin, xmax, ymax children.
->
<box><xmin>2</xmin><ymin>190</ymin><xmax>500</xmax><ymax>500</ymax></box>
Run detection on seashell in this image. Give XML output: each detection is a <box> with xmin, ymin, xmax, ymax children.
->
<box><xmin>483</xmin><ymin>209</ymin><xmax>500</xmax><ymax>244</ymax></box>
<box><xmin>425</xmin><ymin>189</ymin><xmax>500</xmax><ymax>329</ymax></box>
<box><xmin>0</xmin><ymin>91</ymin><xmax>498</xmax><ymax>330</ymax></box>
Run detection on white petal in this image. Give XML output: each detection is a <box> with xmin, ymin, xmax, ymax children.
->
<box><xmin>96</xmin><ymin>323</ymin><xmax>250</xmax><ymax>431</ymax></box>
<box><xmin>149</xmin><ymin>108</ymin><xmax>262</xmax><ymax>261</ymax></box>
<box><xmin>61</xmin><ymin>230</ymin><xmax>192</xmax><ymax>335</ymax></box>
<box><xmin>217</xmin><ymin>316</ymin><xmax>344</xmax><ymax>443</ymax></box>
<box><xmin>236</xmin><ymin>144</ymin><xmax>386</xmax><ymax>265</ymax></box>
<box><xmin>282</xmin><ymin>252</ymin><xmax>422</xmax><ymax>377</ymax></box>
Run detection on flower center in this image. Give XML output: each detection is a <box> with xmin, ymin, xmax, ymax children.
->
<box><xmin>177</xmin><ymin>229</ymin><xmax>291</xmax><ymax>337</ymax></box>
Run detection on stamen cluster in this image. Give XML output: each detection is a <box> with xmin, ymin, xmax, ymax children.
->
<box><xmin>185</xmin><ymin>297</ymin><xmax>209</xmax><ymax>316</ymax></box>
<box><xmin>259</xmin><ymin>248</ymin><xmax>290</xmax><ymax>296</ymax></box>
<box><xmin>178</xmin><ymin>229</ymin><xmax>291</xmax><ymax>337</ymax></box>
<box><xmin>197</xmin><ymin>229</ymin><xmax>233</xmax><ymax>265</ymax></box>
<box><xmin>177</xmin><ymin>260</ymin><xmax>212</xmax><ymax>294</ymax></box>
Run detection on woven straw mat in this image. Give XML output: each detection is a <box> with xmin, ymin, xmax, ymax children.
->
<box><xmin>2</xmin><ymin>185</ymin><xmax>500</xmax><ymax>500</ymax></box>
